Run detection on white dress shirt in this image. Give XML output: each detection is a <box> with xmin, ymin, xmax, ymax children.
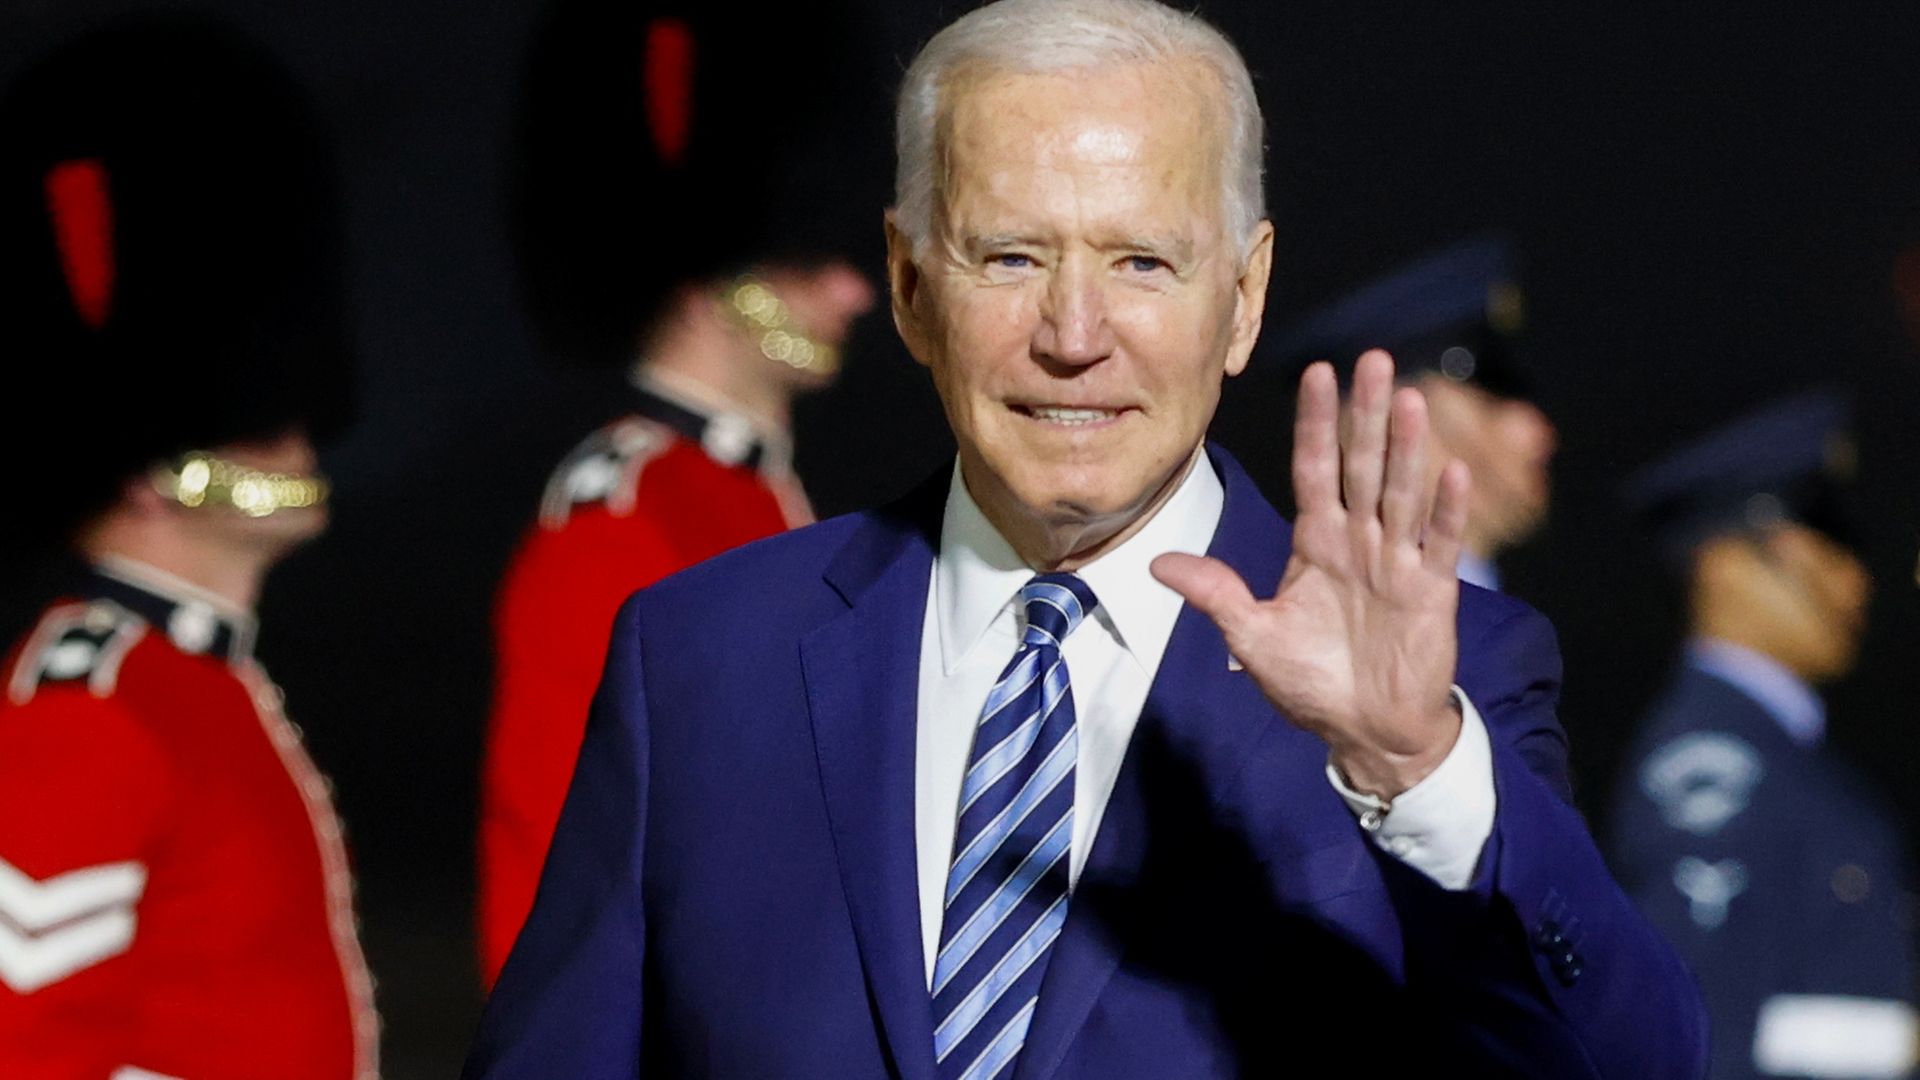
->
<box><xmin>913</xmin><ymin>453</ymin><xmax>1499</xmax><ymax>980</ymax></box>
<box><xmin>1456</xmin><ymin>550</ymin><xmax>1502</xmax><ymax>593</ymax></box>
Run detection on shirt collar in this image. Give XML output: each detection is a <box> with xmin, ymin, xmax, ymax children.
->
<box><xmin>935</xmin><ymin>449</ymin><xmax>1225</xmax><ymax>675</ymax></box>
<box><xmin>86</xmin><ymin>555</ymin><xmax>258</xmax><ymax>663</ymax></box>
<box><xmin>1456</xmin><ymin>550</ymin><xmax>1502</xmax><ymax>592</ymax></box>
<box><xmin>1686</xmin><ymin>636</ymin><xmax>1827</xmax><ymax>747</ymax></box>
<box><xmin>629</xmin><ymin>366</ymin><xmax>794</xmax><ymax>475</ymax></box>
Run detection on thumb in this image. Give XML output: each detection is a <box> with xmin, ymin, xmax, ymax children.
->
<box><xmin>1151</xmin><ymin>553</ymin><xmax>1258</xmax><ymax>634</ymax></box>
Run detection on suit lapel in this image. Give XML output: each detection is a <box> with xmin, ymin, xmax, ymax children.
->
<box><xmin>1014</xmin><ymin>447</ymin><xmax>1298</xmax><ymax>1080</ymax></box>
<box><xmin>799</xmin><ymin>477</ymin><xmax>946</xmax><ymax>1080</ymax></box>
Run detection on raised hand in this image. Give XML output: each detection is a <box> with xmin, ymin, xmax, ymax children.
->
<box><xmin>1152</xmin><ymin>350</ymin><xmax>1471</xmax><ymax>799</ymax></box>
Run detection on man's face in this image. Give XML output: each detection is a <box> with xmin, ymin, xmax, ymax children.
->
<box><xmin>1419</xmin><ymin>375</ymin><xmax>1556</xmax><ymax>557</ymax></box>
<box><xmin>887</xmin><ymin>60</ymin><xmax>1271</xmax><ymax>566</ymax></box>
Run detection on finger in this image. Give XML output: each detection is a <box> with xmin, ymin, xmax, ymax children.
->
<box><xmin>1421</xmin><ymin>458</ymin><xmax>1471</xmax><ymax>576</ymax></box>
<box><xmin>1151</xmin><ymin>552</ymin><xmax>1259</xmax><ymax>637</ymax></box>
<box><xmin>1341</xmin><ymin>350</ymin><xmax>1395</xmax><ymax>520</ymax></box>
<box><xmin>1380</xmin><ymin>386</ymin><xmax>1430</xmax><ymax>544</ymax></box>
<box><xmin>1291</xmin><ymin>361</ymin><xmax>1342</xmax><ymax>516</ymax></box>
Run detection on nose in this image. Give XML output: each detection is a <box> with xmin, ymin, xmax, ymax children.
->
<box><xmin>1032</xmin><ymin>260</ymin><xmax>1115</xmax><ymax>367</ymax></box>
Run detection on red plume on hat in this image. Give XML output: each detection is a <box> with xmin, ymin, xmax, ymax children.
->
<box><xmin>43</xmin><ymin>158</ymin><xmax>116</xmax><ymax>329</ymax></box>
<box><xmin>508</xmin><ymin>0</ymin><xmax>886</xmax><ymax>368</ymax></box>
<box><xmin>642</xmin><ymin>18</ymin><xmax>695</xmax><ymax>167</ymax></box>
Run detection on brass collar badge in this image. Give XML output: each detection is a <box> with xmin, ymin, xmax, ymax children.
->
<box><xmin>721</xmin><ymin>276</ymin><xmax>839</xmax><ymax>378</ymax></box>
<box><xmin>152</xmin><ymin>452</ymin><xmax>331</xmax><ymax>518</ymax></box>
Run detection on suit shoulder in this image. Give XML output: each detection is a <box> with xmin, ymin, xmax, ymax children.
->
<box><xmin>1456</xmin><ymin>581</ymin><xmax>1550</xmax><ymax>637</ymax></box>
<box><xmin>1455</xmin><ymin>583</ymin><xmax>1561</xmax><ymax>678</ymax></box>
<box><xmin>5</xmin><ymin>600</ymin><xmax>151</xmax><ymax>705</ymax></box>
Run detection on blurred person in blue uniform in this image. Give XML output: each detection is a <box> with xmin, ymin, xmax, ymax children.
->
<box><xmin>1612</xmin><ymin>392</ymin><xmax>1917</xmax><ymax>1080</ymax></box>
<box><xmin>1268</xmin><ymin>236</ymin><xmax>1557</xmax><ymax>592</ymax></box>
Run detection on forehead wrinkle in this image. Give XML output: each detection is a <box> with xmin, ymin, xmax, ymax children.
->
<box><xmin>936</xmin><ymin>59</ymin><xmax>1233</xmax><ymax>252</ymax></box>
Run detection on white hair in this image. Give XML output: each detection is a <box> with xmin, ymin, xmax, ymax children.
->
<box><xmin>893</xmin><ymin>0</ymin><xmax>1266</xmax><ymax>260</ymax></box>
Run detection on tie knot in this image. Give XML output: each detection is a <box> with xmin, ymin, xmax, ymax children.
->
<box><xmin>1019</xmin><ymin>573</ymin><xmax>1097</xmax><ymax>648</ymax></box>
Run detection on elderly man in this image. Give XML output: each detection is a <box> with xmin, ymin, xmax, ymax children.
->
<box><xmin>465</xmin><ymin>2</ymin><xmax>1705</xmax><ymax>1077</ymax></box>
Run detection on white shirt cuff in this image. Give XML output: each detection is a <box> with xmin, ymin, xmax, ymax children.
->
<box><xmin>1324</xmin><ymin>686</ymin><xmax>1497</xmax><ymax>890</ymax></box>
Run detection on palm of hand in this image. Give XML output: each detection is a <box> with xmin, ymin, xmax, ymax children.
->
<box><xmin>1252</xmin><ymin>504</ymin><xmax>1459</xmax><ymax>754</ymax></box>
<box><xmin>1153</xmin><ymin>351</ymin><xmax>1468</xmax><ymax>795</ymax></box>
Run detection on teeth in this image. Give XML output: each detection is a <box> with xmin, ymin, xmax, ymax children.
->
<box><xmin>1030</xmin><ymin>406</ymin><xmax>1116</xmax><ymax>425</ymax></box>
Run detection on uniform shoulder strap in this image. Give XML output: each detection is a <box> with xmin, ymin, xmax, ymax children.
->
<box><xmin>537</xmin><ymin>416</ymin><xmax>675</xmax><ymax>528</ymax></box>
<box><xmin>5</xmin><ymin>600</ymin><xmax>148</xmax><ymax>705</ymax></box>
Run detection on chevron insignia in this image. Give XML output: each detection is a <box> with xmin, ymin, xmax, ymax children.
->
<box><xmin>0</xmin><ymin>855</ymin><xmax>148</xmax><ymax>993</ymax></box>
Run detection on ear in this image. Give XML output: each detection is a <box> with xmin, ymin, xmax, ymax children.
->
<box><xmin>1223</xmin><ymin>220</ymin><xmax>1274</xmax><ymax>379</ymax></box>
<box><xmin>884</xmin><ymin>210</ymin><xmax>932</xmax><ymax>368</ymax></box>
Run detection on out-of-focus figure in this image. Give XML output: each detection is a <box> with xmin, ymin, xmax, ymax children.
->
<box><xmin>1612</xmin><ymin>392</ymin><xmax>1916</xmax><ymax>1080</ymax></box>
<box><xmin>477</xmin><ymin>0</ymin><xmax>878</xmax><ymax>984</ymax></box>
<box><xmin>1270</xmin><ymin>236</ymin><xmax>1556</xmax><ymax>592</ymax></box>
<box><xmin>0</xmin><ymin>16</ymin><xmax>377</xmax><ymax>1079</ymax></box>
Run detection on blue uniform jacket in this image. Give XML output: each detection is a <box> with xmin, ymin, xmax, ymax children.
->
<box><xmin>467</xmin><ymin>445</ymin><xmax>1706</xmax><ymax>1079</ymax></box>
<box><xmin>1612</xmin><ymin>661</ymin><xmax>1916</xmax><ymax>1080</ymax></box>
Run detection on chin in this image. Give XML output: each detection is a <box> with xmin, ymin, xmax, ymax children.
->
<box><xmin>1015</xmin><ymin>465</ymin><xmax>1146</xmax><ymax>526</ymax></box>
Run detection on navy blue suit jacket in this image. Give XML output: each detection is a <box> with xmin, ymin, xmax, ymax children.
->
<box><xmin>467</xmin><ymin>446</ymin><xmax>1706</xmax><ymax>1079</ymax></box>
<box><xmin>1611</xmin><ymin>663</ymin><xmax>1915</xmax><ymax>1080</ymax></box>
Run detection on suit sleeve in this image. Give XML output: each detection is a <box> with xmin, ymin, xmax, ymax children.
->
<box><xmin>1393</xmin><ymin>605</ymin><xmax>1710</xmax><ymax>1080</ymax></box>
<box><xmin>0</xmin><ymin>689</ymin><xmax>175</xmax><ymax>1077</ymax></box>
<box><xmin>478</xmin><ymin>511</ymin><xmax>680</xmax><ymax>986</ymax></box>
<box><xmin>465</xmin><ymin>594</ymin><xmax>653</xmax><ymax>1080</ymax></box>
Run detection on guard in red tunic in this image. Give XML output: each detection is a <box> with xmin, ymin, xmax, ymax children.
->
<box><xmin>476</xmin><ymin>0</ymin><xmax>880</xmax><ymax>983</ymax></box>
<box><xmin>0</xmin><ymin>16</ymin><xmax>375</xmax><ymax>1077</ymax></box>
<box><xmin>2</xmin><ymin>560</ymin><xmax>377</xmax><ymax>1079</ymax></box>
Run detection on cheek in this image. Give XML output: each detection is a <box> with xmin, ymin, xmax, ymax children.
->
<box><xmin>1110</xmin><ymin>294</ymin><xmax>1220</xmax><ymax>395</ymax></box>
<box><xmin>940</xmin><ymin>288</ymin><xmax>1037</xmax><ymax>380</ymax></box>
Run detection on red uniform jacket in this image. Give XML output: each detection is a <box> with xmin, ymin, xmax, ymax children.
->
<box><xmin>0</xmin><ymin>561</ymin><xmax>377</xmax><ymax>1079</ymax></box>
<box><xmin>478</xmin><ymin>390</ymin><xmax>808</xmax><ymax>984</ymax></box>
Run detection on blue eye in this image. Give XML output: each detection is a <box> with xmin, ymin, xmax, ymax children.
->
<box><xmin>991</xmin><ymin>253</ymin><xmax>1032</xmax><ymax>269</ymax></box>
<box><xmin>1125</xmin><ymin>255</ymin><xmax>1167</xmax><ymax>273</ymax></box>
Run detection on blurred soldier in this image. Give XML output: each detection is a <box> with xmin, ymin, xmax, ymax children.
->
<box><xmin>1269</xmin><ymin>236</ymin><xmax>1556</xmax><ymax>591</ymax></box>
<box><xmin>477</xmin><ymin>0</ymin><xmax>878</xmax><ymax>984</ymax></box>
<box><xmin>0</xmin><ymin>16</ymin><xmax>377</xmax><ymax>1079</ymax></box>
<box><xmin>1612</xmin><ymin>392</ymin><xmax>1916</xmax><ymax>1080</ymax></box>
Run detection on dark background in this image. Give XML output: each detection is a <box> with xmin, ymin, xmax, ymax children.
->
<box><xmin>5</xmin><ymin>1</ymin><xmax>1919</xmax><ymax>1073</ymax></box>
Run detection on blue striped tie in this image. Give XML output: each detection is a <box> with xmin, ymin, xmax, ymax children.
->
<box><xmin>932</xmin><ymin>572</ymin><xmax>1098</xmax><ymax>1080</ymax></box>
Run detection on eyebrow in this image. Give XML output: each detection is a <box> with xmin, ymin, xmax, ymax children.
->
<box><xmin>960</xmin><ymin>231</ymin><xmax>1195</xmax><ymax>263</ymax></box>
<box><xmin>962</xmin><ymin>232</ymin><xmax>1050</xmax><ymax>256</ymax></box>
<box><xmin>1107</xmin><ymin>233</ymin><xmax>1194</xmax><ymax>264</ymax></box>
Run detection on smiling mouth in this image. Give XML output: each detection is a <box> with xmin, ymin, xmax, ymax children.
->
<box><xmin>1012</xmin><ymin>404</ymin><xmax>1130</xmax><ymax>426</ymax></box>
